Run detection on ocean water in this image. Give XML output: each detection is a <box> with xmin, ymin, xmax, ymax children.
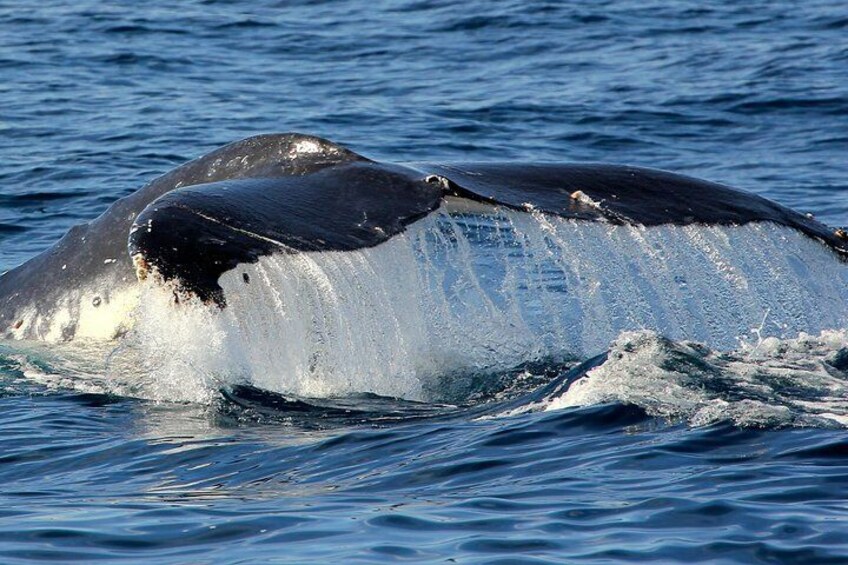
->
<box><xmin>2</xmin><ymin>0</ymin><xmax>848</xmax><ymax>562</ymax></box>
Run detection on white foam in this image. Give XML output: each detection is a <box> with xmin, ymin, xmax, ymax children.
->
<box><xmin>544</xmin><ymin>330</ymin><xmax>848</xmax><ymax>428</ymax></box>
<box><xmin>105</xmin><ymin>287</ymin><xmax>231</xmax><ymax>403</ymax></box>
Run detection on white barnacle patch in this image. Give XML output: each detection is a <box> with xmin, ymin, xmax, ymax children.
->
<box><xmin>570</xmin><ymin>190</ymin><xmax>603</xmax><ymax>209</ymax></box>
<box><xmin>132</xmin><ymin>253</ymin><xmax>150</xmax><ymax>282</ymax></box>
<box><xmin>289</xmin><ymin>139</ymin><xmax>323</xmax><ymax>158</ymax></box>
<box><xmin>424</xmin><ymin>175</ymin><xmax>450</xmax><ymax>190</ymax></box>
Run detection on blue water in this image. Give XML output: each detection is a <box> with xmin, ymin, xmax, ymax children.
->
<box><xmin>2</xmin><ymin>0</ymin><xmax>848</xmax><ymax>562</ymax></box>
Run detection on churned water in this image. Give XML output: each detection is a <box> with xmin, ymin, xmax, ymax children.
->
<box><xmin>2</xmin><ymin>0</ymin><xmax>848</xmax><ymax>562</ymax></box>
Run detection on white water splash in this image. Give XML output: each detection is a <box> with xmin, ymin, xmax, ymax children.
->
<box><xmin>104</xmin><ymin>202</ymin><xmax>848</xmax><ymax>403</ymax></box>
<box><xmin>544</xmin><ymin>330</ymin><xmax>848</xmax><ymax>428</ymax></box>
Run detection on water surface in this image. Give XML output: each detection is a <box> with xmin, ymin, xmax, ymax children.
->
<box><xmin>1</xmin><ymin>0</ymin><xmax>848</xmax><ymax>562</ymax></box>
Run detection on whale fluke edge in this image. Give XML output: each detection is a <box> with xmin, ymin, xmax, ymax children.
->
<box><xmin>128</xmin><ymin>133</ymin><xmax>848</xmax><ymax>305</ymax></box>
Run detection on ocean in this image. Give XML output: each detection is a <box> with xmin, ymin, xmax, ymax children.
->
<box><xmin>1</xmin><ymin>0</ymin><xmax>848</xmax><ymax>562</ymax></box>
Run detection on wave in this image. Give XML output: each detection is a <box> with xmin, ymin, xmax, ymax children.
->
<box><xmin>531</xmin><ymin>330</ymin><xmax>848</xmax><ymax>429</ymax></box>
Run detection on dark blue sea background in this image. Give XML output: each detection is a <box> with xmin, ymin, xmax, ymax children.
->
<box><xmin>2</xmin><ymin>0</ymin><xmax>848</xmax><ymax>562</ymax></box>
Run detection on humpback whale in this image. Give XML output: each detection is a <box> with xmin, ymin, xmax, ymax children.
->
<box><xmin>1</xmin><ymin>133</ymin><xmax>847</xmax><ymax>360</ymax></box>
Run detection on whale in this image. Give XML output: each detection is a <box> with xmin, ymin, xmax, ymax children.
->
<box><xmin>2</xmin><ymin>133</ymin><xmax>848</xmax><ymax>358</ymax></box>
